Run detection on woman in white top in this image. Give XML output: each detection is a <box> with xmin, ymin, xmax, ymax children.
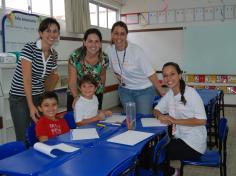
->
<box><xmin>106</xmin><ymin>21</ymin><xmax>164</xmax><ymax>114</ymax></box>
<box><xmin>154</xmin><ymin>62</ymin><xmax>207</xmax><ymax>176</ymax></box>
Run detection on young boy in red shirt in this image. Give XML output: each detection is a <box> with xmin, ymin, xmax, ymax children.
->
<box><xmin>36</xmin><ymin>91</ymin><xmax>70</xmax><ymax>142</ymax></box>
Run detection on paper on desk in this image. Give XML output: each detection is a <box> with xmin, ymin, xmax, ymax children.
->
<box><xmin>71</xmin><ymin>128</ymin><xmax>99</xmax><ymax>140</ymax></box>
<box><xmin>100</xmin><ymin>114</ymin><xmax>126</xmax><ymax>124</ymax></box>
<box><xmin>107</xmin><ymin>130</ymin><xmax>154</xmax><ymax>146</ymax></box>
<box><xmin>33</xmin><ymin>142</ymin><xmax>79</xmax><ymax>158</ymax></box>
<box><xmin>141</xmin><ymin>118</ymin><xmax>168</xmax><ymax>127</ymax></box>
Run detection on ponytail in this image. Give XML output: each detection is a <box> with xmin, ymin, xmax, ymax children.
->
<box><xmin>180</xmin><ymin>78</ymin><xmax>186</xmax><ymax>105</ymax></box>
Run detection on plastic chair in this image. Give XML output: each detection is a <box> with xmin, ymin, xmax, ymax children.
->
<box><xmin>109</xmin><ymin>156</ymin><xmax>138</xmax><ymax>176</ymax></box>
<box><xmin>152</xmin><ymin>95</ymin><xmax>162</xmax><ymax>108</ymax></box>
<box><xmin>0</xmin><ymin>141</ymin><xmax>26</xmax><ymax>160</ymax></box>
<box><xmin>26</xmin><ymin>122</ymin><xmax>38</xmax><ymax>147</ymax></box>
<box><xmin>138</xmin><ymin>131</ymin><xmax>169</xmax><ymax>176</ymax></box>
<box><xmin>64</xmin><ymin>111</ymin><xmax>76</xmax><ymax>129</ymax></box>
<box><xmin>180</xmin><ymin>117</ymin><xmax>228</xmax><ymax>176</ymax></box>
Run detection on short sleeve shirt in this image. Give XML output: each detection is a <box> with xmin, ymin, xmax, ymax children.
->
<box><xmin>69</xmin><ymin>47</ymin><xmax>109</xmax><ymax>94</ymax></box>
<box><xmin>74</xmin><ymin>95</ymin><xmax>98</xmax><ymax>123</ymax></box>
<box><xmin>155</xmin><ymin>86</ymin><xmax>207</xmax><ymax>154</ymax></box>
<box><xmin>9</xmin><ymin>40</ymin><xmax>58</xmax><ymax>96</ymax></box>
<box><xmin>36</xmin><ymin>116</ymin><xmax>70</xmax><ymax>139</ymax></box>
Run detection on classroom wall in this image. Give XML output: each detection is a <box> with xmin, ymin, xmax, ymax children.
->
<box><xmin>121</xmin><ymin>0</ymin><xmax>236</xmax><ymax>105</ymax></box>
<box><xmin>0</xmin><ymin>7</ymin><xmax>118</xmax><ymax>110</ymax></box>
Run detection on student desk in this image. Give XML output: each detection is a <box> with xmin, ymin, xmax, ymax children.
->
<box><xmin>0</xmin><ymin>116</ymin><xmax>167</xmax><ymax>176</ymax></box>
<box><xmin>39</xmin><ymin>145</ymin><xmax>137</xmax><ymax>176</ymax></box>
<box><xmin>196</xmin><ymin>89</ymin><xmax>219</xmax><ymax>106</ymax></box>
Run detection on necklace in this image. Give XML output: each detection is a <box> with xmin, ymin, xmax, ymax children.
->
<box><xmin>115</xmin><ymin>48</ymin><xmax>126</xmax><ymax>86</ymax></box>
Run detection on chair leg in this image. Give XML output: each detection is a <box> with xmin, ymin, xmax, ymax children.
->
<box><xmin>180</xmin><ymin>162</ymin><xmax>184</xmax><ymax>176</ymax></box>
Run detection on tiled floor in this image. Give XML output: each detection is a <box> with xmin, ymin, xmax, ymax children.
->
<box><xmin>109</xmin><ymin>106</ymin><xmax>236</xmax><ymax>176</ymax></box>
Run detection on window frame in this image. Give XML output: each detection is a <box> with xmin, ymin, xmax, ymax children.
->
<box><xmin>1</xmin><ymin>0</ymin><xmax>64</xmax><ymax>20</ymax></box>
<box><xmin>89</xmin><ymin>1</ymin><xmax>118</xmax><ymax>29</ymax></box>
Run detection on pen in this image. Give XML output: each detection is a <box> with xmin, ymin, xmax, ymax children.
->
<box><xmin>97</xmin><ymin>123</ymin><xmax>106</xmax><ymax>127</ymax></box>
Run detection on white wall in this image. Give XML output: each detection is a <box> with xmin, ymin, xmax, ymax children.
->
<box><xmin>121</xmin><ymin>0</ymin><xmax>236</xmax><ymax>105</ymax></box>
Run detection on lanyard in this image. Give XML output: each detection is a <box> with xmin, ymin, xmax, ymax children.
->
<box><xmin>115</xmin><ymin>48</ymin><xmax>126</xmax><ymax>74</ymax></box>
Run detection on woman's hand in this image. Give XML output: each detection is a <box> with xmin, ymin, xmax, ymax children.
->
<box><xmin>158</xmin><ymin>114</ymin><xmax>173</xmax><ymax>125</ymax></box>
<box><xmin>29</xmin><ymin>104</ymin><xmax>40</xmax><ymax>123</ymax></box>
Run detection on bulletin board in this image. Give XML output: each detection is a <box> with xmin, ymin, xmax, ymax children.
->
<box><xmin>2</xmin><ymin>11</ymin><xmax>41</xmax><ymax>52</ymax></box>
<box><xmin>183</xmin><ymin>22</ymin><xmax>236</xmax><ymax>74</ymax></box>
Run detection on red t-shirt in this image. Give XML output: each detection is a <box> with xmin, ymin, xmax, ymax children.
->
<box><xmin>36</xmin><ymin>115</ymin><xmax>70</xmax><ymax>139</ymax></box>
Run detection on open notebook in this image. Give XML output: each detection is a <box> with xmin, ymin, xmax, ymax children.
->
<box><xmin>107</xmin><ymin>130</ymin><xmax>154</xmax><ymax>146</ymax></box>
<box><xmin>100</xmin><ymin>114</ymin><xmax>126</xmax><ymax>124</ymax></box>
<box><xmin>33</xmin><ymin>142</ymin><xmax>79</xmax><ymax>158</ymax></box>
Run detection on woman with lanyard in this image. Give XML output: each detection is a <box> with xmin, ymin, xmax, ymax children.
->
<box><xmin>9</xmin><ymin>18</ymin><xmax>60</xmax><ymax>142</ymax></box>
<box><xmin>106</xmin><ymin>21</ymin><xmax>164</xmax><ymax>114</ymax></box>
<box><xmin>67</xmin><ymin>28</ymin><xmax>109</xmax><ymax>110</ymax></box>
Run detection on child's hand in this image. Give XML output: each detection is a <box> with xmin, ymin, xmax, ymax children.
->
<box><xmin>105</xmin><ymin>110</ymin><xmax>112</xmax><ymax>117</ymax></box>
<box><xmin>97</xmin><ymin>111</ymin><xmax>106</xmax><ymax>120</ymax></box>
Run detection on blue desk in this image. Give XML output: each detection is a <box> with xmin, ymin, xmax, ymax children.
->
<box><xmin>196</xmin><ymin>89</ymin><xmax>219</xmax><ymax>106</ymax></box>
<box><xmin>0</xmin><ymin>116</ymin><xmax>167</xmax><ymax>176</ymax></box>
<box><xmin>0</xmin><ymin>144</ymin><xmax>80</xmax><ymax>176</ymax></box>
<box><xmin>39</xmin><ymin>145</ymin><xmax>137</xmax><ymax>176</ymax></box>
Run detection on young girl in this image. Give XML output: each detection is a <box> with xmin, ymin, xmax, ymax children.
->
<box><xmin>154</xmin><ymin>62</ymin><xmax>207</xmax><ymax>176</ymax></box>
<box><xmin>74</xmin><ymin>75</ymin><xmax>112</xmax><ymax>126</ymax></box>
<box><xmin>36</xmin><ymin>91</ymin><xmax>70</xmax><ymax>142</ymax></box>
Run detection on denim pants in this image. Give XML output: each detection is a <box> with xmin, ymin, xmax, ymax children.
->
<box><xmin>118</xmin><ymin>86</ymin><xmax>157</xmax><ymax>114</ymax></box>
<box><xmin>9</xmin><ymin>94</ymin><xmax>41</xmax><ymax>142</ymax></box>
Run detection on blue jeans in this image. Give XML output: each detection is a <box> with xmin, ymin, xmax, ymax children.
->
<box><xmin>118</xmin><ymin>86</ymin><xmax>157</xmax><ymax>114</ymax></box>
<box><xmin>9</xmin><ymin>94</ymin><xmax>41</xmax><ymax>142</ymax></box>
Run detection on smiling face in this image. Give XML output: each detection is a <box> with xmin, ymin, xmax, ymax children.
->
<box><xmin>83</xmin><ymin>33</ymin><xmax>101</xmax><ymax>56</ymax></box>
<box><xmin>111</xmin><ymin>26</ymin><xmax>128</xmax><ymax>51</ymax></box>
<box><xmin>80</xmin><ymin>82</ymin><xmax>97</xmax><ymax>99</ymax></box>
<box><xmin>38</xmin><ymin>98</ymin><xmax>58</xmax><ymax>119</ymax></box>
<box><xmin>39</xmin><ymin>23</ymin><xmax>60</xmax><ymax>48</ymax></box>
<box><xmin>162</xmin><ymin>65</ymin><xmax>182</xmax><ymax>94</ymax></box>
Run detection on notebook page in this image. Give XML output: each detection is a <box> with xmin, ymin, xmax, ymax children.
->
<box><xmin>100</xmin><ymin>114</ymin><xmax>126</xmax><ymax>124</ymax></box>
<box><xmin>107</xmin><ymin>130</ymin><xmax>154</xmax><ymax>146</ymax></box>
<box><xmin>141</xmin><ymin>118</ymin><xmax>168</xmax><ymax>127</ymax></box>
<box><xmin>71</xmin><ymin>128</ymin><xmax>99</xmax><ymax>140</ymax></box>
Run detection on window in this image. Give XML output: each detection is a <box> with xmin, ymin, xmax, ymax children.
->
<box><xmin>89</xmin><ymin>2</ymin><xmax>117</xmax><ymax>29</ymax></box>
<box><xmin>52</xmin><ymin>0</ymin><xmax>65</xmax><ymax>20</ymax></box>
<box><xmin>6</xmin><ymin>0</ymin><xmax>29</xmax><ymax>12</ymax></box>
<box><xmin>4</xmin><ymin>0</ymin><xmax>65</xmax><ymax>20</ymax></box>
<box><xmin>31</xmin><ymin>0</ymin><xmax>50</xmax><ymax>16</ymax></box>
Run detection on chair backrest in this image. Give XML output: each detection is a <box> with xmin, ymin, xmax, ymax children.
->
<box><xmin>152</xmin><ymin>132</ymin><xmax>169</xmax><ymax>174</ymax></box>
<box><xmin>26</xmin><ymin>122</ymin><xmax>38</xmax><ymax>147</ymax></box>
<box><xmin>218</xmin><ymin>117</ymin><xmax>228</xmax><ymax>153</ymax></box>
<box><xmin>64</xmin><ymin>111</ymin><xmax>76</xmax><ymax>129</ymax></box>
<box><xmin>153</xmin><ymin>95</ymin><xmax>162</xmax><ymax>108</ymax></box>
<box><xmin>0</xmin><ymin>141</ymin><xmax>26</xmax><ymax>160</ymax></box>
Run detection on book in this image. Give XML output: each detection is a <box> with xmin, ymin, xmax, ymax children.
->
<box><xmin>141</xmin><ymin>118</ymin><xmax>168</xmax><ymax>127</ymax></box>
<box><xmin>107</xmin><ymin>130</ymin><xmax>154</xmax><ymax>146</ymax></box>
<box><xmin>71</xmin><ymin>128</ymin><xmax>99</xmax><ymax>140</ymax></box>
<box><xmin>33</xmin><ymin>142</ymin><xmax>79</xmax><ymax>158</ymax></box>
<box><xmin>100</xmin><ymin>114</ymin><xmax>126</xmax><ymax>124</ymax></box>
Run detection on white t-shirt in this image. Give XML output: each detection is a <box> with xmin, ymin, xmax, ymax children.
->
<box><xmin>74</xmin><ymin>95</ymin><xmax>98</xmax><ymax>123</ymax></box>
<box><xmin>106</xmin><ymin>42</ymin><xmax>155</xmax><ymax>90</ymax></box>
<box><xmin>155</xmin><ymin>86</ymin><xmax>207</xmax><ymax>154</ymax></box>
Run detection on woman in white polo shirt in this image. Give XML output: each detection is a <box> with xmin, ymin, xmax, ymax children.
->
<box><xmin>106</xmin><ymin>21</ymin><xmax>164</xmax><ymax>114</ymax></box>
<box><xmin>154</xmin><ymin>62</ymin><xmax>207</xmax><ymax>176</ymax></box>
<box><xmin>9</xmin><ymin>18</ymin><xmax>60</xmax><ymax>142</ymax></box>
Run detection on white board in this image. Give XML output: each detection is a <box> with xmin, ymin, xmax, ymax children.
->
<box><xmin>128</xmin><ymin>29</ymin><xmax>183</xmax><ymax>71</ymax></box>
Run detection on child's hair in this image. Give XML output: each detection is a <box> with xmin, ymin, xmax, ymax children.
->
<box><xmin>162</xmin><ymin>62</ymin><xmax>187</xmax><ymax>105</ymax></box>
<box><xmin>79</xmin><ymin>75</ymin><xmax>98</xmax><ymax>88</ymax></box>
<box><xmin>38</xmin><ymin>91</ymin><xmax>59</xmax><ymax>106</ymax></box>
